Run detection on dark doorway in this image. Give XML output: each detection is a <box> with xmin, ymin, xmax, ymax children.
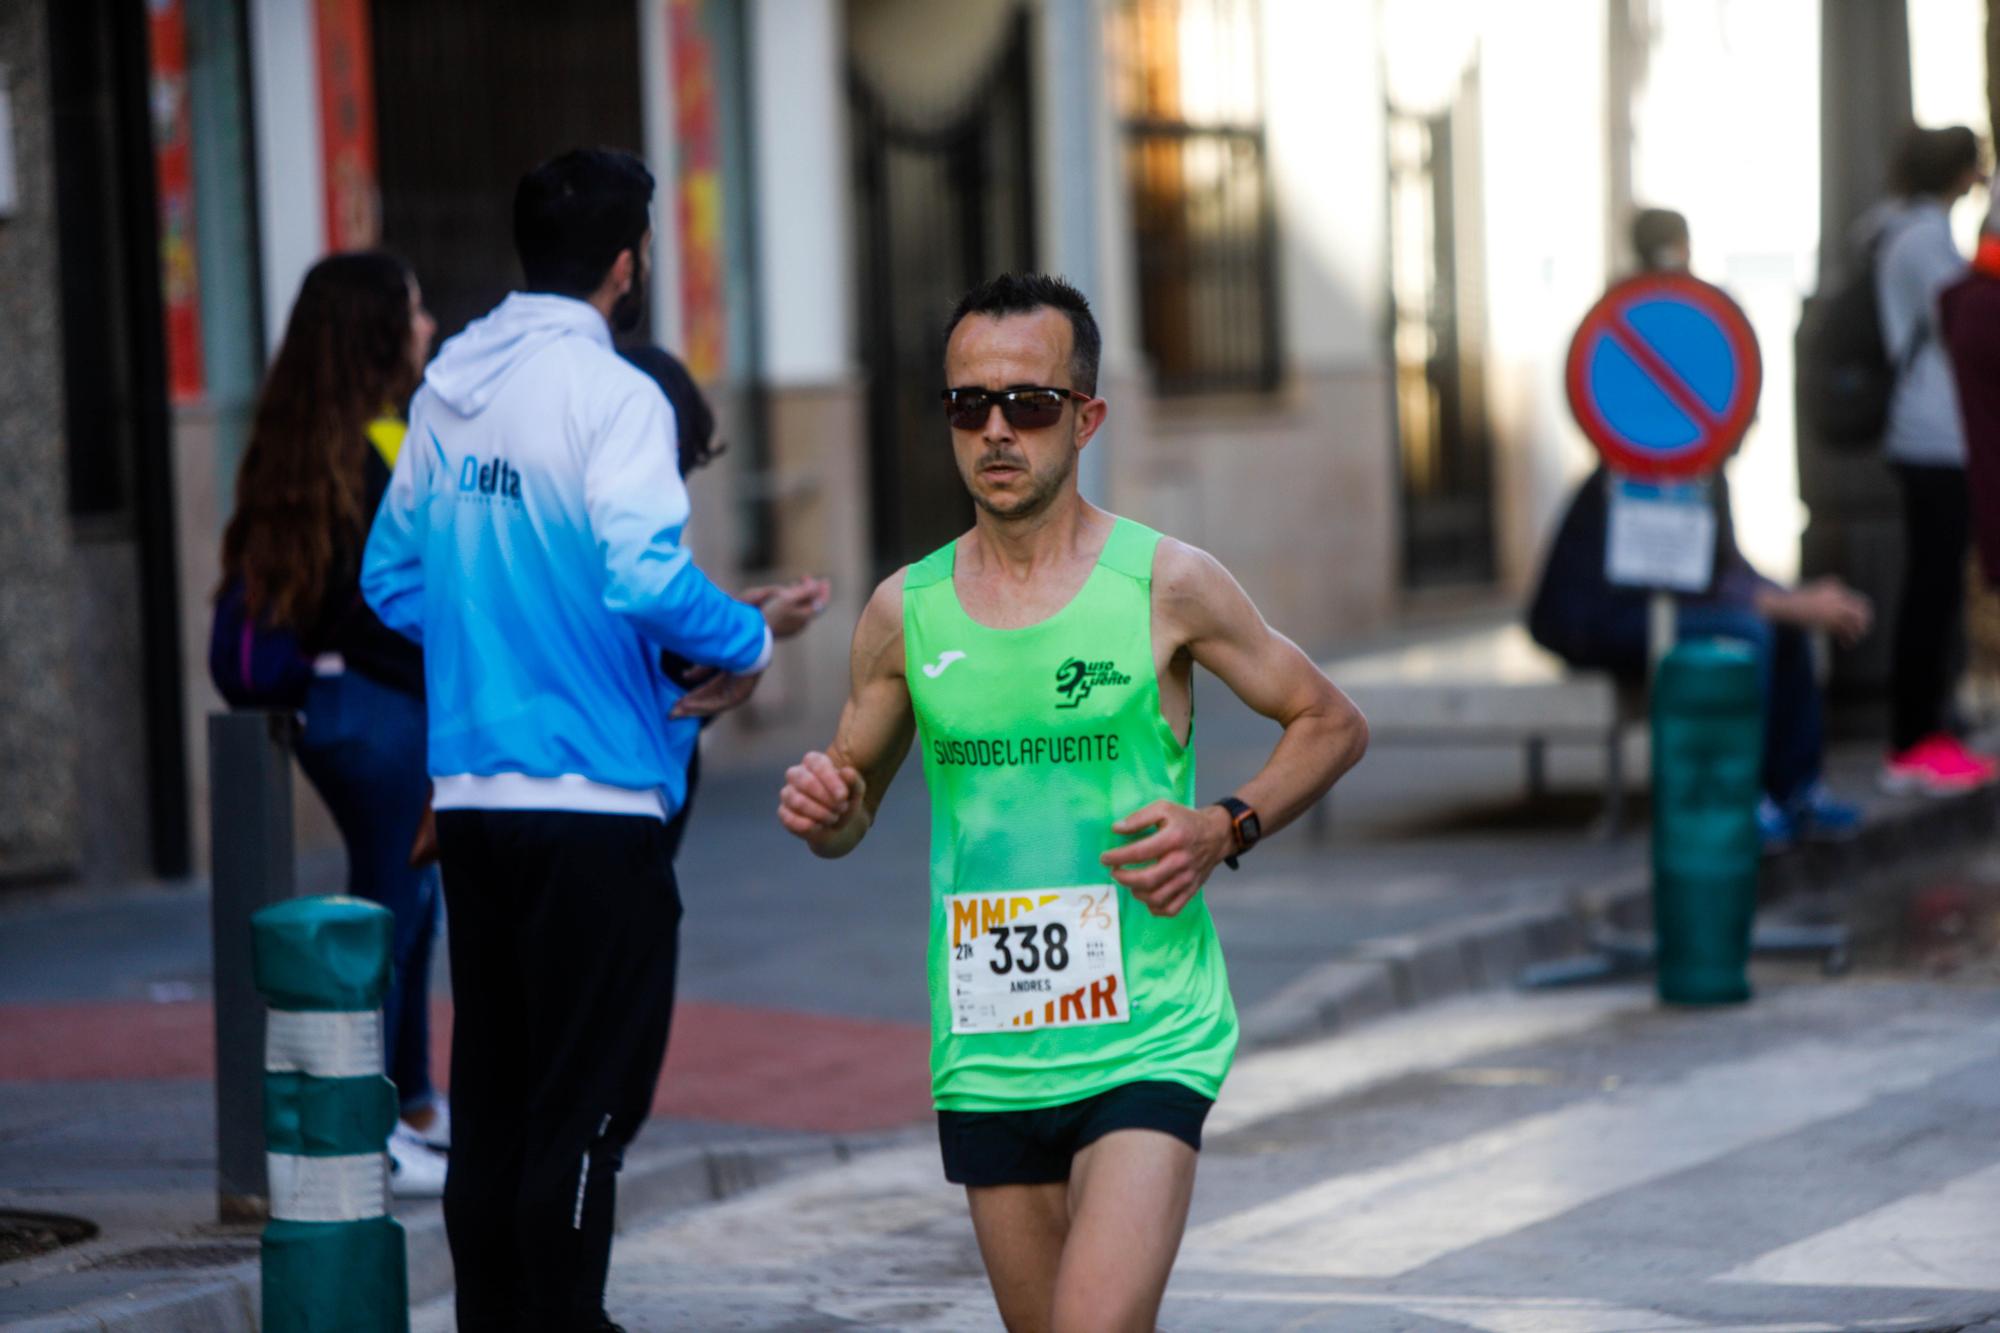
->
<box><xmin>47</xmin><ymin>0</ymin><xmax>191</xmax><ymax>876</ymax></box>
<box><xmin>1388</xmin><ymin>86</ymin><xmax>1495</xmax><ymax>591</ymax></box>
<box><xmin>850</xmin><ymin>15</ymin><xmax>1036</xmax><ymax>576</ymax></box>
<box><xmin>371</xmin><ymin>0</ymin><xmax>646</xmax><ymax>341</ymax></box>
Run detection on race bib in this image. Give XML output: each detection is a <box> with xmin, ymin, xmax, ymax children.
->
<box><xmin>945</xmin><ymin>887</ymin><xmax>1129</xmax><ymax>1035</ymax></box>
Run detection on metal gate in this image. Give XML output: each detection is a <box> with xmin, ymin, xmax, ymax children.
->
<box><xmin>371</xmin><ymin>0</ymin><xmax>645</xmax><ymax>342</ymax></box>
<box><xmin>1388</xmin><ymin>91</ymin><xmax>1495</xmax><ymax>591</ymax></box>
<box><xmin>850</xmin><ymin>14</ymin><xmax>1037</xmax><ymax>575</ymax></box>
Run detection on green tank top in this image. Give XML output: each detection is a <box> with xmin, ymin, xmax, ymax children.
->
<box><xmin>904</xmin><ymin>517</ymin><xmax>1238</xmax><ymax>1111</ymax></box>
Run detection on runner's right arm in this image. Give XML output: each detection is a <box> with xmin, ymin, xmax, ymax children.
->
<box><xmin>777</xmin><ymin>572</ymin><xmax>915</xmax><ymax>858</ymax></box>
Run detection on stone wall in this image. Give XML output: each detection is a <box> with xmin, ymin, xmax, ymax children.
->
<box><xmin>0</xmin><ymin>2</ymin><xmax>82</xmax><ymax>880</ymax></box>
<box><xmin>1110</xmin><ymin>366</ymin><xmax>1401</xmax><ymax>656</ymax></box>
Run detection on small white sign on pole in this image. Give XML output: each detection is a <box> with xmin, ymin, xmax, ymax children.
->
<box><xmin>1606</xmin><ymin>477</ymin><xmax>1715</xmax><ymax>593</ymax></box>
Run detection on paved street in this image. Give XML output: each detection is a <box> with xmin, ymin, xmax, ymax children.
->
<box><xmin>413</xmin><ymin>979</ymin><xmax>2000</xmax><ymax>1333</ymax></box>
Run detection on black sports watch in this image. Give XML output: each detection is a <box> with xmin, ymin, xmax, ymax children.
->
<box><xmin>1213</xmin><ymin>797</ymin><xmax>1261</xmax><ymax>870</ymax></box>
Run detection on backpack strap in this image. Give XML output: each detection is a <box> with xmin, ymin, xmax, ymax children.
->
<box><xmin>1871</xmin><ymin>209</ymin><xmax>1935</xmax><ymax>378</ymax></box>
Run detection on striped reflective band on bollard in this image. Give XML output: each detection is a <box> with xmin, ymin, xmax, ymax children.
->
<box><xmin>251</xmin><ymin>896</ymin><xmax>411</xmax><ymax>1333</ymax></box>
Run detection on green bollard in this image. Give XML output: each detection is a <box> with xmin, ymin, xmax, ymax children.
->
<box><xmin>251</xmin><ymin>896</ymin><xmax>410</xmax><ymax>1332</ymax></box>
<box><xmin>1650</xmin><ymin>639</ymin><xmax>1763</xmax><ymax>1005</ymax></box>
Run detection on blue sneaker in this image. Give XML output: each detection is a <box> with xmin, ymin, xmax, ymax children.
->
<box><xmin>1789</xmin><ymin>782</ymin><xmax>1863</xmax><ymax>842</ymax></box>
<box><xmin>1757</xmin><ymin>796</ymin><xmax>1794</xmax><ymax>854</ymax></box>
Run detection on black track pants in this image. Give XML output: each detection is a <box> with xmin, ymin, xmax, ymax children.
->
<box><xmin>436</xmin><ymin>809</ymin><xmax>682</xmax><ymax>1333</ymax></box>
<box><xmin>1891</xmin><ymin>463</ymin><xmax>1971</xmax><ymax>752</ymax></box>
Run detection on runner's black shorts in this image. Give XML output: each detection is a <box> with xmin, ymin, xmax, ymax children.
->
<box><xmin>936</xmin><ymin>1079</ymin><xmax>1214</xmax><ymax>1186</ymax></box>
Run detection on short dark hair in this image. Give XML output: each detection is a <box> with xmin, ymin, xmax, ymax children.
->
<box><xmin>1631</xmin><ymin>208</ymin><xmax>1689</xmax><ymax>271</ymax></box>
<box><xmin>1893</xmin><ymin>125</ymin><xmax>1981</xmax><ymax>198</ymax></box>
<box><xmin>943</xmin><ymin>273</ymin><xmax>1102</xmax><ymax>397</ymax></box>
<box><xmin>514</xmin><ymin>148</ymin><xmax>655</xmax><ymax>297</ymax></box>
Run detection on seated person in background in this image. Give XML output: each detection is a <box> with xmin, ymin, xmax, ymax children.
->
<box><xmin>1527</xmin><ymin>465</ymin><xmax>1873</xmax><ymax>848</ymax></box>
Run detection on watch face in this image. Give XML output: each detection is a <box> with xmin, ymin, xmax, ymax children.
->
<box><xmin>1239</xmin><ymin>811</ymin><xmax>1262</xmax><ymax>847</ymax></box>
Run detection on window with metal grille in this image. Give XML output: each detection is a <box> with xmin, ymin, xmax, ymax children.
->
<box><xmin>1111</xmin><ymin>0</ymin><xmax>1280</xmax><ymax>395</ymax></box>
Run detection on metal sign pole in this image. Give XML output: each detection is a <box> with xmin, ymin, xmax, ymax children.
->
<box><xmin>1648</xmin><ymin>590</ymin><xmax>1677</xmax><ymax>674</ymax></box>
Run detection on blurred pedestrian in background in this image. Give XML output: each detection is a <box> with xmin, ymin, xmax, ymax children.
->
<box><xmin>1864</xmin><ymin>125</ymin><xmax>1995</xmax><ymax>794</ymax></box>
<box><xmin>1631</xmin><ymin>206</ymin><xmax>1692</xmax><ymax>273</ymax></box>
<box><xmin>215</xmin><ymin>250</ymin><xmax>449</xmax><ymax>1195</ymax></box>
<box><xmin>1528</xmin><ymin>208</ymin><xmax>1873</xmax><ymax>850</ymax></box>
<box><xmin>617</xmin><ymin>342</ymin><xmax>828</xmax><ymax>860</ymax></box>
<box><xmin>1942</xmin><ymin>182</ymin><xmax>2000</xmax><ymax>622</ymax></box>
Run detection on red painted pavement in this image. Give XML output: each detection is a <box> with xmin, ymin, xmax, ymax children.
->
<box><xmin>0</xmin><ymin>999</ymin><xmax>932</xmax><ymax>1134</ymax></box>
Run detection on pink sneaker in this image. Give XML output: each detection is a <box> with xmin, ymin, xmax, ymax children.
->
<box><xmin>1880</xmin><ymin>734</ymin><xmax>1999</xmax><ymax>796</ymax></box>
<box><xmin>1943</xmin><ymin>735</ymin><xmax>2000</xmax><ymax>780</ymax></box>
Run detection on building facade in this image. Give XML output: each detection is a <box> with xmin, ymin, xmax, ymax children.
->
<box><xmin>0</xmin><ymin>0</ymin><xmax>1985</xmax><ymax>884</ymax></box>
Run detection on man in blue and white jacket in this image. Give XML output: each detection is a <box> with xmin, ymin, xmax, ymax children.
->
<box><xmin>362</xmin><ymin>148</ymin><xmax>794</xmax><ymax>1333</ymax></box>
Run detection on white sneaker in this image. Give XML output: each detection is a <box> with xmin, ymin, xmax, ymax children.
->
<box><xmin>388</xmin><ymin>1122</ymin><xmax>448</xmax><ymax>1198</ymax></box>
<box><xmin>407</xmin><ymin>1098</ymin><xmax>450</xmax><ymax>1153</ymax></box>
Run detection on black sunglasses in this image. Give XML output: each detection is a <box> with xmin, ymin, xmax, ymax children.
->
<box><xmin>941</xmin><ymin>385</ymin><xmax>1091</xmax><ymax>432</ymax></box>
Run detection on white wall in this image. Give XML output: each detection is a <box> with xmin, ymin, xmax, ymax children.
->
<box><xmin>1629</xmin><ymin>0</ymin><xmax>1820</xmax><ymax>584</ymax></box>
<box><xmin>1034</xmin><ymin>0</ymin><xmax>1129</xmax><ymax>501</ymax></box>
<box><xmin>748</xmin><ymin>0</ymin><xmax>853</xmax><ymax>386</ymax></box>
<box><xmin>1909</xmin><ymin>0</ymin><xmax>1992</xmax><ymax>253</ymax></box>
<box><xmin>247</xmin><ymin>0</ymin><xmax>323</xmax><ymax>353</ymax></box>
<box><xmin>1263</xmin><ymin>0</ymin><xmax>1389</xmax><ymax>371</ymax></box>
<box><xmin>1477</xmin><ymin>1</ymin><xmax>1610</xmax><ymax>590</ymax></box>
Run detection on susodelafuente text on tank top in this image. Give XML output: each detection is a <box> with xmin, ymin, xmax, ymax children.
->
<box><xmin>928</xmin><ymin>732</ymin><xmax>1122</xmax><ymax>769</ymax></box>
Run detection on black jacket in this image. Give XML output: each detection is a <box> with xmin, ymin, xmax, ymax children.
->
<box><xmin>310</xmin><ymin>441</ymin><xmax>424</xmax><ymax>697</ymax></box>
<box><xmin>1525</xmin><ymin>466</ymin><xmax>1773</xmax><ymax>679</ymax></box>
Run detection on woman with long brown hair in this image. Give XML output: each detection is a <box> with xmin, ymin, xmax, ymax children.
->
<box><xmin>219</xmin><ymin>250</ymin><xmax>447</xmax><ymax>1194</ymax></box>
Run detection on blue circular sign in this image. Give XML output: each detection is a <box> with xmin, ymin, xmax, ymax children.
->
<box><xmin>1566</xmin><ymin>273</ymin><xmax>1762</xmax><ymax>480</ymax></box>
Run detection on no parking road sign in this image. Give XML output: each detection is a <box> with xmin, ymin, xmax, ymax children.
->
<box><xmin>1565</xmin><ymin>272</ymin><xmax>1762</xmax><ymax>481</ymax></box>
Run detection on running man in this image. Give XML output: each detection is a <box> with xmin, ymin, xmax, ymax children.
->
<box><xmin>777</xmin><ymin>273</ymin><xmax>1368</xmax><ymax>1332</ymax></box>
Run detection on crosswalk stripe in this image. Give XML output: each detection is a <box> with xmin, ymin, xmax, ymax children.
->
<box><xmin>1184</xmin><ymin>1014</ymin><xmax>2000</xmax><ymax>1278</ymax></box>
<box><xmin>1210</xmin><ymin>988</ymin><xmax>1646</xmax><ymax>1136</ymax></box>
<box><xmin>1166</xmin><ymin>1287</ymin><xmax>1845</xmax><ymax>1332</ymax></box>
<box><xmin>1718</xmin><ymin>1158</ymin><xmax>2000</xmax><ymax>1292</ymax></box>
<box><xmin>813</xmin><ymin>1282</ymin><xmax>1850</xmax><ymax>1333</ymax></box>
<box><xmin>1389</xmin><ymin>1299</ymin><xmax>1836</xmax><ymax>1333</ymax></box>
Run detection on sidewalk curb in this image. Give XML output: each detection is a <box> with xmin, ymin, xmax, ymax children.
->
<box><xmin>1759</xmin><ymin>781</ymin><xmax>2000</xmax><ymax>906</ymax></box>
<box><xmin>1237</xmin><ymin>878</ymin><xmax>1644</xmax><ymax>1050</ymax></box>
<box><xmin>19</xmin><ymin>1134</ymin><xmax>907</xmax><ymax>1331</ymax></box>
<box><xmin>400</xmin><ymin>1132</ymin><xmax>909</xmax><ymax>1309</ymax></box>
<box><xmin>4</xmin><ymin>1276</ymin><xmax>257</xmax><ymax>1333</ymax></box>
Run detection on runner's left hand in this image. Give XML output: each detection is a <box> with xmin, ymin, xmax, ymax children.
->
<box><xmin>1100</xmin><ymin>801</ymin><xmax>1236</xmax><ymax>917</ymax></box>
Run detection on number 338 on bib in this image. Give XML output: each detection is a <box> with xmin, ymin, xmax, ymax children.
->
<box><xmin>946</xmin><ymin>887</ymin><xmax>1129</xmax><ymax>1035</ymax></box>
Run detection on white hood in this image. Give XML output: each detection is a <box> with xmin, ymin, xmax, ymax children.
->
<box><xmin>423</xmin><ymin>292</ymin><xmax>610</xmax><ymax>418</ymax></box>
